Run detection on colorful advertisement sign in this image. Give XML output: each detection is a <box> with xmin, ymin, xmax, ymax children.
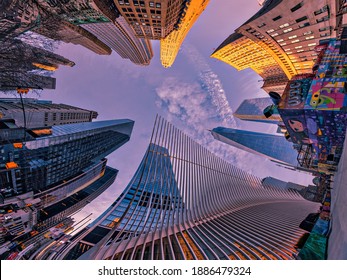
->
<box><xmin>278</xmin><ymin>75</ymin><xmax>313</xmax><ymax>110</ymax></box>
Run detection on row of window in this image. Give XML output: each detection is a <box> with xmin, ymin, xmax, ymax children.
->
<box><xmin>118</xmin><ymin>0</ymin><xmax>161</xmax><ymax>9</ymax></box>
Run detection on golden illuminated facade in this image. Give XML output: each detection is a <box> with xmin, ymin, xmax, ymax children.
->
<box><xmin>160</xmin><ymin>0</ymin><xmax>210</xmax><ymax>67</ymax></box>
<box><xmin>212</xmin><ymin>0</ymin><xmax>339</xmax><ymax>93</ymax></box>
<box><xmin>114</xmin><ymin>0</ymin><xmax>210</xmax><ymax>67</ymax></box>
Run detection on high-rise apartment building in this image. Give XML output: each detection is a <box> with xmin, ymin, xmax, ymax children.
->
<box><xmin>0</xmin><ymin>117</ymin><xmax>134</xmax><ymax>252</ymax></box>
<box><xmin>234</xmin><ymin>97</ymin><xmax>282</xmax><ymax>124</ymax></box>
<box><xmin>114</xmin><ymin>0</ymin><xmax>210</xmax><ymax>67</ymax></box>
<box><xmin>55</xmin><ymin>117</ymin><xmax>319</xmax><ymax>260</ymax></box>
<box><xmin>211</xmin><ymin>127</ymin><xmax>299</xmax><ymax>167</ymax></box>
<box><xmin>0</xmin><ymin>98</ymin><xmax>98</xmax><ymax>128</ymax></box>
<box><xmin>211</xmin><ymin>0</ymin><xmax>338</xmax><ymax>93</ymax></box>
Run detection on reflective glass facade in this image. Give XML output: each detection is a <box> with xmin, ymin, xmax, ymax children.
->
<box><xmin>0</xmin><ymin>119</ymin><xmax>134</xmax><ymax>199</ymax></box>
<box><xmin>59</xmin><ymin>117</ymin><xmax>319</xmax><ymax>260</ymax></box>
<box><xmin>234</xmin><ymin>97</ymin><xmax>282</xmax><ymax>124</ymax></box>
<box><xmin>211</xmin><ymin>127</ymin><xmax>299</xmax><ymax>167</ymax></box>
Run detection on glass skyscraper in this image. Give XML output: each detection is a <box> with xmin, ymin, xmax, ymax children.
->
<box><xmin>211</xmin><ymin>127</ymin><xmax>299</xmax><ymax>167</ymax></box>
<box><xmin>0</xmin><ymin>116</ymin><xmax>134</xmax><ymax>254</ymax></box>
<box><xmin>55</xmin><ymin>116</ymin><xmax>319</xmax><ymax>260</ymax></box>
<box><xmin>234</xmin><ymin>97</ymin><xmax>282</xmax><ymax>124</ymax></box>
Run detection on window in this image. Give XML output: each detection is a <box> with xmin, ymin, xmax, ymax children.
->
<box><xmin>320</xmin><ymin>33</ymin><xmax>329</xmax><ymax>37</ymax></box>
<box><xmin>316</xmin><ymin>15</ymin><xmax>329</xmax><ymax>23</ymax></box>
<box><xmin>287</xmin><ymin>51</ymin><xmax>293</xmax><ymax>54</ymax></box>
<box><xmin>277</xmin><ymin>39</ymin><xmax>284</xmax><ymax>42</ymax></box>
<box><xmin>292</xmin><ymin>39</ymin><xmax>300</xmax><ymax>43</ymax></box>
<box><xmin>257</xmin><ymin>23</ymin><xmax>266</xmax><ymax>28</ymax></box>
<box><xmin>296</xmin><ymin>16</ymin><xmax>308</xmax><ymax>23</ymax></box>
<box><xmin>280</xmin><ymin>42</ymin><xmax>287</xmax><ymax>46</ymax></box>
<box><xmin>299</xmin><ymin>22</ymin><xmax>310</xmax><ymax>28</ymax></box>
<box><xmin>291</xmin><ymin>2</ymin><xmax>303</xmax><ymax>12</ymax></box>
<box><xmin>305</xmin><ymin>36</ymin><xmax>314</xmax><ymax>40</ymax></box>
<box><xmin>283</xmin><ymin>28</ymin><xmax>293</xmax><ymax>33</ymax></box>
<box><xmin>279</xmin><ymin>23</ymin><xmax>289</xmax><ymax>28</ymax></box>
<box><xmin>271</xmin><ymin>33</ymin><xmax>279</xmax><ymax>37</ymax></box>
<box><xmin>289</xmin><ymin>35</ymin><xmax>297</xmax><ymax>39</ymax></box>
<box><xmin>273</xmin><ymin>15</ymin><xmax>282</xmax><ymax>21</ymax></box>
<box><xmin>284</xmin><ymin>48</ymin><xmax>291</xmax><ymax>51</ymax></box>
<box><xmin>297</xmin><ymin>49</ymin><xmax>304</xmax><ymax>53</ymax></box>
<box><xmin>314</xmin><ymin>5</ymin><xmax>329</xmax><ymax>16</ymax></box>
<box><xmin>295</xmin><ymin>46</ymin><xmax>303</xmax><ymax>49</ymax></box>
<box><xmin>266</xmin><ymin>29</ymin><xmax>274</xmax><ymax>33</ymax></box>
<box><xmin>303</xmin><ymin>31</ymin><xmax>313</xmax><ymax>35</ymax></box>
<box><xmin>319</xmin><ymin>26</ymin><xmax>330</xmax><ymax>32</ymax></box>
<box><xmin>308</xmin><ymin>43</ymin><xmax>317</xmax><ymax>46</ymax></box>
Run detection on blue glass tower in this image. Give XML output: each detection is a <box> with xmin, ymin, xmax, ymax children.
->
<box><xmin>234</xmin><ymin>97</ymin><xmax>281</xmax><ymax>124</ymax></box>
<box><xmin>211</xmin><ymin>127</ymin><xmax>299</xmax><ymax>167</ymax></box>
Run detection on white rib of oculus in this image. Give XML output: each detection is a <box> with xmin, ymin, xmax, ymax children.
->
<box><xmin>60</xmin><ymin>116</ymin><xmax>319</xmax><ymax>260</ymax></box>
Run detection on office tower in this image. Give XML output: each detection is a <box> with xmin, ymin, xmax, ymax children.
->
<box><xmin>82</xmin><ymin>17</ymin><xmax>153</xmax><ymax>65</ymax></box>
<box><xmin>0</xmin><ymin>98</ymin><xmax>98</xmax><ymax>128</ymax></box>
<box><xmin>0</xmin><ymin>118</ymin><xmax>134</xmax><ymax>250</ymax></box>
<box><xmin>57</xmin><ymin>116</ymin><xmax>319</xmax><ymax>260</ymax></box>
<box><xmin>34</xmin><ymin>16</ymin><xmax>112</xmax><ymax>55</ymax></box>
<box><xmin>234</xmin><ymin>97</ymin><xmax>282</xmax><ymax>124</ymax></box>
<box><xmin>114</xmin><ymin>0</ymin><xmax>210</xmax><ymax>67</ymax></box>
<box><xmin>0</xmin><ymin>38</ymin><xmax>74</xmax><ymax>91</ymax></box>
<box><xmin>36</xmin><ymin>0</ymin><xmax>153</xmax><ymax>64</ymax></box>
<box><xmin>211</xmin><ymin>0</ymin><xmax>337</xmax><ymax>93</ymax></box>
<box><xmin>0</xmin><ymin>0</ymin><xmax>40</xmax><ymax>40</ymax></box>
<box><xmin>211</xmin><ymin>127</ymin><xmax>299</xmax><ymax>167</ymax></box>
<box><xmin>36</xmin><ymin>0</ymin><xmax>119</xmax><ymax>25</ymax></box>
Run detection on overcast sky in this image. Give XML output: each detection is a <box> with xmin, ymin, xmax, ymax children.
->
<box><xmin>3</xmin><ymin>1</ymin><xmax>315</xmax><ymax>222</ymax></box>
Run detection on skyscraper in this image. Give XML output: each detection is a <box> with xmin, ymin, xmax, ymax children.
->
<box><xmin>0</xmin><ymin>38</ymin><xmax>74</xmax><ymax>91</ymax></box>
<box><xmin>211</xmin><ymin>0</ymin><xmax>337</xmax><ymax>93</ymax></box>
<box><xmin>211</xmin><ymin>127</ymin><xmax>299</xmax><ymax>167</ymax></box>
<box><xmin>0</xmin><ymin>98</ymin><xmax>98</xmax><ymax>128</ymax></box>
<box><xmin>55</xmin><ymin>117</ymin><xmax>319</xmax><ymax>260</ymax></box>
<box><xmin>36</xmin><ymin>0</ymin><xmax>153</xmax><ymax>65</ymax></box>
<box><xmin>114</xmin><ymin>0</ymin><xmax>210</xmax><ymax>67</ymax></box>
<box><xmin>82</xmin><ymin>17</ymin><xmax>153</xmax><ymax>65</ymax></box>
<box><xmin>0</xmin><ymin>117</ymin><xmax>134</xmax><ymax>251</ymax></box>
<box><xmin>234</xmin><ymin>97</ymin><xmax>282</xmax><ymax>124</ymax></box>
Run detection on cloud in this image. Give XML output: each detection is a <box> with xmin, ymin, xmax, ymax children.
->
<box><xmin>154</xmin><ymin>46</ymin><xmax>261</xmax><ymax>173</ymax></box>
<box><xmin>181</xmin><ymin>43</ymin><xmax>237</xmax><ymax>127</ymax></box>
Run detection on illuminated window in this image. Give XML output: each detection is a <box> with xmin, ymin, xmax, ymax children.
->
<box><xmin>288</xmin><ymin>35</ymin><xmax>297</xmax><ymax>39</ymax></box>
<box><xmin>279</xmin><ymin>23</ymin><xmax>289</xmax><ymax>28</ymax></box>
<box><xmin>308</xmin><ymin>43</ymin><xmax>317</xmax><ymax>46</ymax></box>
<box><xmin>266</xmin><ymin>29</ymin><xmax>274</xmax><ymax>33</ymax></box>
<box><xmin>292</xmin><ymin>39</ymin><xmax>300</xmax><ymax>43</ymax></box>
<box><xmin>295</xmin><ymin>46</ymin><xmax>303</xmax><ymax>49</ymax></box>
<box><xmin>271</xmin><ymin>33</ymin><xmax>279</xmax><ymax>37</ymax></box>
<box><xmin>277</xmin><ymin>39</ymin><xmax>284</xmax><ymax>42</ymax></box>
<box><xmin>280</xmin><ymin>42</ymin><xmax>287</xmax><ymax>46</ymax></box>
<box><xmin>305</xmin><ymin>36</ymin><xmax>314</xmax><ymax>40</ymax></box>
<box><xmin>283</xmin><ymin>28</ymin><xmax>293</xmax><ymax>33</ymax></box>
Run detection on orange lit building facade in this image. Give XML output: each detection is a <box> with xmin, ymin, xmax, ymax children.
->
<box><xmin>211</xmin><ymin>0</ymin><xmax>340</xmax><ymax>94</ymax></box>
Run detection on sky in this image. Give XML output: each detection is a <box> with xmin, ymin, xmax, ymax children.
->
<box><xmin>3</xmin><ymin>1</ymin><xmax>315</xmax><ymax>222</ymax></box>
